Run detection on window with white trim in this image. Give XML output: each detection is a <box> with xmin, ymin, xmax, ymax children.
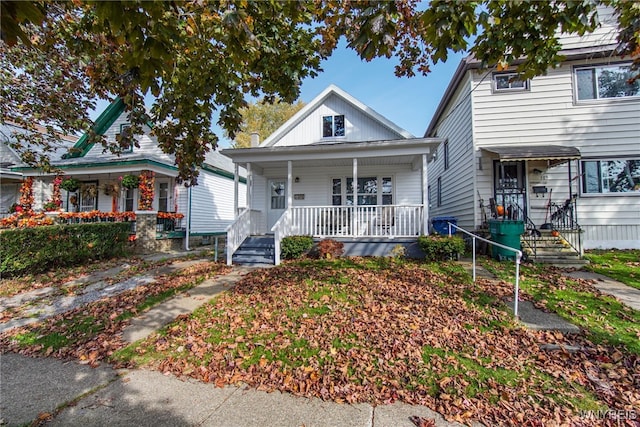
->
<box><xmin>582</xmin><ymin>159</ymin><xmax>640</xmax><ymax>194</ymax></box>
<box><xmin>116</xmin><ymin>124</ymin><xmax>133</xmax><ymax>153</ymax></box>
<box><xmin>158</xmin><ymin>182</ymin><xmax>169</xmax><ymax>212</ymax></box>
<box><xmin>331</xmin><ymin>176</ymin><xmax>393</xmax><ymax>206</ymax></box>
<box><xmin>492</xmin><ymin>72</ymin><xmax>529</xmax><ymax>92</ymax></box>
<box><xmin>124</xmin><ymin>188</ymin><xmax>136</xmax><ymax>211</ymax></box>
<box><xmin>575</xmin><ymin>63</ymin><xmax>640</xmax><ymax>101</ymax></box>
<box><xmin>322</xmin><ymin>115</ymin><xmax>345</xmax><ymax>137</ymax></box>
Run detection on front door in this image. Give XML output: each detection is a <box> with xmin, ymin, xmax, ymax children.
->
<box><xmin>494</xmin><ymin>161</ymin><xmax>526</xmax><ymax>220</ymax></box>
<box><xmin>267</xmin><ymin>179</ymin><xmax>286</xmax><ymax>230</ymax></box>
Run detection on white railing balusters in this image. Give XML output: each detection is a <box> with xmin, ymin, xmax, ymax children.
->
<box><xmin>226</xmin><ymin>208</ymin><xmax>252</xmax><ymax>265</ymax></box>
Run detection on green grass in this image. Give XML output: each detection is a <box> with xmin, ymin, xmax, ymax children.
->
<box><xmin>482</xmin><ymin>258</ymin><xmax>640</xmax><ymax>354</ymax></box>
<box><xmin>584</xmin><ymin>249</ymin><xmax>640</xmax><ymax>290</ymax></box>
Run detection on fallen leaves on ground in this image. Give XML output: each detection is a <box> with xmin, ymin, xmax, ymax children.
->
<box><xmin>0</xmin><ymin>261</ymin><xmax>230</xmax><ymax>366</ymax></box>
<box><xmin>130</xmin><ymin>259</ymin><xmax>639</xmax><ymax>426</ymax></box>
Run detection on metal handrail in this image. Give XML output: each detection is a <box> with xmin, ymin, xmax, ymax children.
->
<box><xmin>447</xmin><ymin>222</ymin><xmax>523</xmax><ymax>318</ymax></box>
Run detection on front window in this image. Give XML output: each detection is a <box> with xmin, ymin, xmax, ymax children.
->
<box><xmin>124</xmin><ymin>188</ymin><xmax>136</xmax><ymax>211</ymax></box>
<box><xmin>332</xmin><ymin>176</ymin><xmax>393</xmax><ymax>206</ymax></box>
<box><xmin>492</xmin><ymin>72</ymin><xmax>529</xmax><ymax>92</ymax></box>
<box><xmin>322</xmin><ymin>115</ymin><xmax>345</xmax><ymax>138</ymax></box>
<box><xmin>158</xmin><ymin>182</ymin><xmax>169</xmax><ymax>212</ymax></box>
<box><xmin>575</xmin><ymin>64</ymin><xmax>640</xmax><ymax>101</ymax></box>
<box><xmin>582</xmin><ymin>159</ymin><xmax>640</xmax><ymax>194</ymax></box>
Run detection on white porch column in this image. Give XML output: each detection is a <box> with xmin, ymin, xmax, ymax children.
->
<box><xmin>422</xmin><ymin>153</ymin><xmax>429</xmax><ymax>235</ymax></box>
<box><xmin>287</xmin><ymin>160</ymin><xmax>293</xmax><ymax>209</ymax></box>
<box><xmin>352</xmin><ymin>158</ymin><xmax>358</xmax><ymax>236</ymax></box>
<box><xmin>247</xmin><ymin>163</ymin><xmax>253</xmax><ymax>212</ymax></box>
<box><xmin>233</xmin><ymin>163</ymin><xmax>239</xmax><ymax>218</ymax></box>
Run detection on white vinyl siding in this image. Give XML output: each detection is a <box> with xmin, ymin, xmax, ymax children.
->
<box><xmin>251</xmin><ymin>164</ymin><xmax>421</xmax><ymax>210</ymax></box>
<box><xmin>427</xmin><ymin>74</ymin><xmax>476</xmax><ymax>229</ymax></box>
<box><xmin>83</xmin><ymin>113</ymin><xmax>175</xmax><ymax>164</ymax></box>
<box><xmin>271</xmin><ymin>94</ymin><xmax>403</xmax><ymax>147</ymax></box>
<box><xmin>189</xmin><ymin>170</ymin><xmax>247</xmax><ymax>234</ymax></box>
<box><xmin>469</xmin><ymin>56</ymin><xmax>640</xmax><ymax>247</ymax></box>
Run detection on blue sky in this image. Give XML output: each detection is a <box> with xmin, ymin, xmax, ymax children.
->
<box><xmin>92</xmin><ymin>43</ymin><xmax>465</xmax><ymax>148</ymax></box>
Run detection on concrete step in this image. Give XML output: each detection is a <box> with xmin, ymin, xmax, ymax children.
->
<box><xmin>234</xmin><ymin>248</ymin><xmax>274</xmax><ymax>257</ymax></box>
<box><xmin>232</xmin><ymin>254</ymin><xmax>275</xmax><ymax>264</ymax></box>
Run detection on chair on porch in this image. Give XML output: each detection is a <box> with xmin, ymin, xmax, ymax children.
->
<box><xmin>376</xmin><ymin>206</ymin><xmax>395</xmax><ymax>235</ymax></box>
<box><xmin>317</xmin><ymin>208</ymin><xmax>351</xmax><ymax>236</ymax></box>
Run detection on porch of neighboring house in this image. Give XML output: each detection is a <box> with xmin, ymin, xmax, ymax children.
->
<box><xmin>479</xmin><ymin>145</ymin><xmax>585</xmax><ymax>264</ymax></box>
<box><xmin>222</xmin><ymin>139</ymin><xmax>442</xmax><ymax>265</ymax></box>
<box><xmin>26</xmin><ymin>168</ymin><xmax>188</xmax><ymax>253</ymax></box>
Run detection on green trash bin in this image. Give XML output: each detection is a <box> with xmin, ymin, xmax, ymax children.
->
<box><xmin>488</xmin><ymin>219</ymin><xmax>524</xmax><ymax>260</ymax></box>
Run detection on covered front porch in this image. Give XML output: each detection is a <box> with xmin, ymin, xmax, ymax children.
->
<box><xmin>222</xmin><ymin>138</ymin><xmax>443</xmax><ymax>265</ymax></box>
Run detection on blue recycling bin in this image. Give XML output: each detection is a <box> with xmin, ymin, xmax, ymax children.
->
<box><xmin>431</xmin><ymin>216</ymin><xmax>457</xmax><ymax>235</ymax></box>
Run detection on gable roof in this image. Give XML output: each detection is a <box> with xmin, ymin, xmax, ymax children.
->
<box><xmin>260</xmin><ymin>84</ymin><xmax>414</xmax><ymax>146</ymax></box>
<box><xmin>63</xmin><ymin>98</ymin><xmax>126</xmax><ymax>159</ymax></box>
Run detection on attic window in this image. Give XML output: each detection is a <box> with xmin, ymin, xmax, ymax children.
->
<box><xmin>322</xmin><ymin>115</ymin><xmax>345</xmax><ymax>138</ymax></box>
<box><xmin>116</xmin><ymin>124</ymin><xmax>133</xmax><ymax>153</ymax></box>
<box><xmin>492</xmin><ymin>72</ymin><xmax>529</xmax><ymax>92</ymax></box>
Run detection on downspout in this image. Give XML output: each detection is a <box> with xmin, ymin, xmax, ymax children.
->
<box><xmin>185</xmin><ymin>185</ymin><xmax>192</xmax><ymax>251</ymax></box>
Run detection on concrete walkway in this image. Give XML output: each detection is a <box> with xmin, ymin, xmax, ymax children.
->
<box><xmin>0</xmin><ymin>353</ymin><xmax>468</xmax><ymax>427</ymax></box>
<box><xmin>565</xmin><ymin>270</ymin><xmax>640</xmax><ymax>311</ymax></box>
<box><xmin>122</xmin><ymin>266</ymin><xmax>256</xmax><ymax>343</ymax></box>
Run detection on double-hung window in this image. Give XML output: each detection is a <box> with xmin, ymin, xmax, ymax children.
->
<box><xmin>322</xmin><ymin>115</ymin><xmax>345</xmax><ymax>138</ymax></box>
<box><xmin>582</xmin><ymin>159</ymin><xmax>640</xmax><ymax>194</ymax></box>
<box><xmin>575</xmin><ymin>63</ymin><xmax>640</xmax><ymax>101</ymax></box>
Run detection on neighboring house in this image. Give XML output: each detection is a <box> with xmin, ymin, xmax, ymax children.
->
<box><xmin>1</xmin><ymin>122</ymin><xmax>77</xmax><ymax>214</ymax></box>
<box><xmin>11</xmin><ymin>98</ymin><xmax>246</xmax><ymax>243</ymax></box>
<box><xmin>221</xmin><ymin>84</ymin><xmax>443</xmax><ymax>265</ymax></box>
<box><xmin>425</xmin><ymin>10</ymin><xmax>640</xmax><ymax>253</ymax></box>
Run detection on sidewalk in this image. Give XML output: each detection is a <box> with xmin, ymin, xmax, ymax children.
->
<box><xmin>565</xmin><ymin>270</ymin><xmax>640</xmax><ymax>311</ymax></box>
<box><xmin>1</xmin><ymin>353</ymin><xmax>466</xmax><ymax>427</ymax></box>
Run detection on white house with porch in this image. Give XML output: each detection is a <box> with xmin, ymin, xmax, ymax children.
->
<box><xmin>221</xmin><ymin>85</ymin><xmax>443</xmax><ymax>265</ymax></box>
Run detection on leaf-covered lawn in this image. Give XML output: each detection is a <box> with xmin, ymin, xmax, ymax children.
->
<box><xmin>1</xmin><ymin>261</ymin><xmax>230</xmax><ymax>364</ymax></box>
<box><xmin>584</xmin><ymin>249</ymin><xmax>640</xmax><ymax>291</ymax></box>
<box><xmin>114</xmin><ymin>258</ymin><xmax>639</xmax><ymax>426</ymax></box>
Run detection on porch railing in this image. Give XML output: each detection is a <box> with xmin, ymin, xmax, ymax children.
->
<box><xmin>288</xmin><ymin>205</ymin><xmax>423</xmax><ymax>238</ymax></box>
<box><xmin>271</xmin><ymin>209</ymin><xmax>292</xmax><ymax>266</ymax></box>
<box><xmin>550</xmin><ymin>196</ymin><xmax>579</xmax><ymax>230</ymax></box>
<box><xmin>226</xmin><ymin>208</ymin><xmax>251</xmax><ymax>265</ymax></box>
<box><xmin>269</xmin><ymin>204</ymin><xmax>424</xmax><ymax>265</ymax></box>
<box><xmin>226</xmin><ymin>208</ymin><xmax>261</xmax><ymax>265</ymax></box>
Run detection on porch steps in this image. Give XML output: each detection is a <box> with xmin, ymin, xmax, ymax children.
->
<box><xmin>521</xmin><ymin>231</ymin><xmax>588</xmax><ymax>267</ymax></box>
<box><xmin>231</xmin><ymin>236</ymin><xmax>275</xmax><ymax>265</ymax></box>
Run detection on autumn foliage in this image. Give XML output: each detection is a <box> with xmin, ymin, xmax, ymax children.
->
<box><xmin>128</xmin><ymin>260</ymin><xmax>638</xmax><ymax>426</ymax></box>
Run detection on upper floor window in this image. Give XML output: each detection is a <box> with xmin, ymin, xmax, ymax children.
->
<box><xmin>582</xmin><ymin>159</ymin><xmax>640</xmax><ymax>194</ymax></box>
<box><xmin>322</xmin><ymin>115</ymin><xmax>345</xmax><ymax>138</ymax></box>
<box><xmin>444</xmin><ymin>141</ymin><xmax>449</xmax><ymax>170</ymax></box>
<box><xmin>116</xmin><ymin>124</ymin><xmax>134</xmax><ymax>153</ymax></box>
<box><xmin>492</xmin><ymin>72</ymin><xmax>529</xmax><ymax>92</ymax></box>
<box><xmin>575</xmin><ymin>64</ymin><xmax>640</xmax><ymax>101</ymax></box>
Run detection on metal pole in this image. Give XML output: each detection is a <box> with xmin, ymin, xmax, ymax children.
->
<box><xmin>514</xmin><ymin>254</ymin><xmax>521</xmax><ymax>318</ymax></box>
<box><xmin>472</xmin><ymin>237</ymin><xmax>476</xmax><ymax>282</ymax></box>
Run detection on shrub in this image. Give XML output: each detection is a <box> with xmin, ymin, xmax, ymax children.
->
<box><xmin>315</xmin><ymin>239</ymin><xmax>344</xmax><ymax>259</ymax></box>
<box><xmin>0</xmin><ymin>222</ymin><xmax>131</xmax><ymax>277</ymax></box>
<box><xmin>281</xmin><ymin>235</ymin><xmax>314</xmax><ymax>260</ymax></box>
<box><xmin>417</xmin><ymin>234</ymin><xmax>465</xmax><ymax>261</ymax></box>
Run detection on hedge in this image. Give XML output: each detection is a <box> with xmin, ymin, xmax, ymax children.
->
<box><xmin>417</xmin><ymin>234</ymin><xmax>466</xmax><ymax>261</ymax></box>
<box><xmin>0</xmin><ymin>222</ymin><xmax>132</xmax><ymax>277</ymax></box>
<box><xmin>281</xmin><ymin>235</ymin><xmax>314</xmax><ymax>260</ymax></box>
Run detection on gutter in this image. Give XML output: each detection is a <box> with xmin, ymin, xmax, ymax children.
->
<box><xmin>185</xmin><ymin>185</ymin><xmax>192</xmax><ymax>251</ymax></box>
